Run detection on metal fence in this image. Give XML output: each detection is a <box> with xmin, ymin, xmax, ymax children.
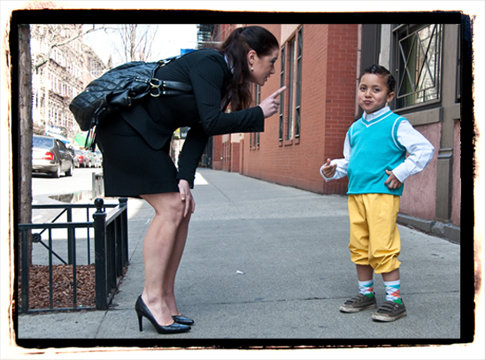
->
<box><xmin>17</xmin><ymin>197</ymin><xmax>128</xmax><ymax>313</ymax></box>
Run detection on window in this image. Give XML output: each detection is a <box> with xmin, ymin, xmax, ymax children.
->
<box><xmin>456</xmin><ymin>26</ymin><xmax>461</xmax><ymax>102</ymax></box>
<box><xmin>280</xmin><ymin>26</ymin><xmax>303</xmax><ymax>143</ymax></box>
<box><xmin>394</xmin><ymin>24</ymin><xmax>443</xmax><ymax>109</ymax></box>
<box><xmin>279</xmin><ymin>45</ymin><xmax>285</xmax><ymax>141</ymax></box>
<box><xmin>250</xmin><ymin>83</ymin><xmax>261</xmax><ymax>148</ymax></box>
<box><xmin>255</xmin><ymin>85</ymin><xmax>261</xmax><ymax>147</ymax></box>
<box><xmin>295</xmin><ymin>27</ymin><xmax>303</xmax><ymax>138</ymax></box>
<box><xmin>286</xmin><ymin>37</ymin><xmax>295</xmax><ymax>140</ymax></box>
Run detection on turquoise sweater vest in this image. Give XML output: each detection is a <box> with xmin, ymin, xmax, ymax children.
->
<box><xmin>347</xmin><ymin>110</ymin><xmax>406</xmax><ymax>196</ymax></box>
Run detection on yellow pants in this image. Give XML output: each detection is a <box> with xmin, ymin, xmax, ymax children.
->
<box><xmin>348</xmin><ymin>194</ymin><xmax>401</xmax><ymax>274</ymax></box>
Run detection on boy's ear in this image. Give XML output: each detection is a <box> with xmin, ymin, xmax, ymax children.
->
<box><xmin>387</xmin><ymin>91</ymin><xmax>396</xmax><ymax>103</ymax></box>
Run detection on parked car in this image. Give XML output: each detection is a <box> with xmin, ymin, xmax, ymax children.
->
<box><xmin>74</xmin><ymin>149</ymin><xmax>87</xmax><ymax>168</ymax></box>
<box><xmin>32</xmin><ymin>135</ymin><xmax>74</xmax><ymax>177</ymax></box>
<box><xmin>83</xmin><ymin>150</ymin><xmax>96</xmax><ymax>168</ymax></box>
<box><xmin>68</xmin><ymin>147</ymin><xmax>79</xmax><ymax>168</ymax></box>
<box><xmin>76</xmin><ymin>149</ymin><xmax>96</xmax><ymax>168</ymax></box>
<box><xmin>92</xmin><ymin>150</ymin><xmax>103</xmax><ymax>168</ymax></box>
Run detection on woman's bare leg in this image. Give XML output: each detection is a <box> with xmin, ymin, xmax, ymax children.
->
<box><xmin>140</xmin><ymin>192</ymin><xmax>185</xmax><ymax>326</ymax></box>
<box><xmin>163</xmin><ymin>211</ymin><xmax>191</xmax><ymax>316</ymax></box>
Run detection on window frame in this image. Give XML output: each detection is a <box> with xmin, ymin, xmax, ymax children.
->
<box><xmin>250</xmin><ymin>83</ymin><xmax>261</xmax><ymax>149</ymax></box>
<box><xmin>393</xmin><ymin>24</ymin><xmax>443</xmax><ymax>111</ymax></box>
<box><xmin>286</xmin><ymin>36</ymin><xmax>295</xmax><ymax>141</ymax></box>
<box><xmin>279</xmin><ymin>45</ymin><xmax>285</xmax><ymax>141</ymax></box>
<box><xmin>279</xmin><ymin>25</ymin><xmax>303</xmax><ymax>145</ymax></box>
<box><xmin>295</xmin><ymin>26</ymin><xmax>303</xmax><ymax>139</ymax></box>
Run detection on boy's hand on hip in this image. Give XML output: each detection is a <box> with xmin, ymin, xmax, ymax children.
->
<box><xmin>384</xmin><ymin>170</ymin><xmax>402</xmax><ymax>189</ymax></box>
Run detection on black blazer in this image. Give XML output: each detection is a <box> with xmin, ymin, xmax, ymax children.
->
<box><xmin>120</xmin><ymin>48</ymin><xmax>264</xmax><ymax>187</ymax></box>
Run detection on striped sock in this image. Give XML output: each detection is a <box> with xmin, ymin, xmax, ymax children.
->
<box><xmin>358</xmin><ymin>280</ymin><xmax>374</xmax><ymax>298</ymax></box>
<box><xmin>384</xmin><ymin>280</ymin><xmax>402</xmax><ymax>304</ymax></box>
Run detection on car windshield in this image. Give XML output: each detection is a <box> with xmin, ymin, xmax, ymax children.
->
<box><xmin>33</xmin><ymin>136</ymin><xmax>54</xmax><ymax>149</ymax></box>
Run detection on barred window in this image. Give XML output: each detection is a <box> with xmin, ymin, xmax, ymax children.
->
<box><xmin>250</xmin><ymin>83</ymin><xmax>261</xmax><ymax>148</ymax></box>
<box><xmin>286</xmin><ymin>36</ymin><xmax>295</xmax><ymax>140</ymax></box>
<box><xmin>394</xmin><ymin>24</ymin><xmax>443</xmax><ymax>109</ymax></box>
<box><xmin>280</xmin><ymin>26</ymin><xmax>303</xmax><ymax>143</ymax></box>
<box><xmin>295</xmin><ymin>26</ymin><xmax>302</xmax><ymax>138</ymax></box>
<box><xmin>279</xmin><ymin>45</ymin><xmax>285</xmax><ymax>141</ymax></box>
<box><xmin>456</xmin><ymin>27</ymin><xmax>461</xmax><ymax>102</ymax></box>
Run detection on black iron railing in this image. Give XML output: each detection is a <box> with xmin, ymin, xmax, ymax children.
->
<box><xmin>17</xmin><ymin>197</ymin><xmax>128</xmax><ymax>313</ymax></box>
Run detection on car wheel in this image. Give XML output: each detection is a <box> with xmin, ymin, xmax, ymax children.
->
<box><xmin>51</xmin><ymin>165</ymin><xmax>61</xmax><ymax>178</ymax></box>
<box><xmin>65</xmin><ymin>162</ymin><xmax>73</xmax><ymax>176</ymax></box>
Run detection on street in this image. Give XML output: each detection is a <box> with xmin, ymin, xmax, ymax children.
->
<box><xmin>30</xmin><ymin>167</ymin><xmax>105</xmax><ymax>266</ymax></box>
<box><xmin>31</xmin><ymin>167</ymin><xmax>102</xmax><ymax>224</ymax></box>
<box><xmin>32</xmin><ymin>167</ymin><xmax>100</xmax><ymax>201</ymax></box>
<box><xmin>18</xmin><ymin>168</ymin><xmax>466</xmax><ymax>343</ymax></box>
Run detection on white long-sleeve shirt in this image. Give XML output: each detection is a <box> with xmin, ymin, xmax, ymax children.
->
<box><xmin>320</xmin><ymin>106</ymin><xmax>435</xmax><ymax>184</ymax></box>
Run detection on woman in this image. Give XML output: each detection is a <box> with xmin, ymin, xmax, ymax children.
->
<box><xmin>96</xmin><ymin>26</ymin><xmax>285</xmax><ymax>334</ymax></box>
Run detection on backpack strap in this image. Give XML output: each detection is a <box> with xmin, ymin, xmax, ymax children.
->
<box><xmin>148</xmin><ymin>79</ymin><xmax>192</xmax><ymax>97</ymax></box>
<box><xmin>148</xmin><ymin>55</ymin><xmax>193</xmax><ymax>96</ymax></box>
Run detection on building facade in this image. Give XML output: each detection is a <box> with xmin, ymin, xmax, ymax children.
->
<box><xmin>208</xmin><ymin>23</ymin><xmax>462</xmax><ymax>241</ymax></box>
<box><xmin>30</xmin><ymin>24</ymin><xmax>107</xmax><ymax>143</ymax></box>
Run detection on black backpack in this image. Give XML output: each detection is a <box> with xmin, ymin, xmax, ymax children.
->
<box><xmin>69</xmin><ymin>56</ymin><xmax>192</xmax><ymax>147</ymax></box>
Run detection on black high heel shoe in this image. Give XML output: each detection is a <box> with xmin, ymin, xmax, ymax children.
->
<box><xmin>172</xmin><ymin>314</ymin><xmax>195</xmax><ymax>325</ymax></box>
<box><xmin>135</xmin><ymin>296</ymin><xmax>191</xmax><ymax>334</ymax></box>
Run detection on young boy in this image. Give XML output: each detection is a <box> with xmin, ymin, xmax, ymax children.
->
<box><xmin>320</xmin><ymin>65</ymin><xmax>434</xmax><ymax>322</ymax></box>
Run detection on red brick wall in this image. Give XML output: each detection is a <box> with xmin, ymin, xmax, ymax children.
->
<box><xmin>212</xmin><ymin>135</ymin><xmax>223</xmax><ymax>170</ymax></box>
<box><xmin>221</xmin><ymin>138</ymin><xmax>241</xmax><ymax>172</ymax></box>
<box><xmin>321</xmin><ymin>24</ymin><xmax>358</xmax><ymax>194</ymax></box>
<box><xmin>450</xmin><ymin>120</ymin><xmax>461</xmax><ymax>226</ymax></box>
<box><xmin>399</xmin><ymin>122</ymin><xmax>440</xmax><ymax>221</ymax></box>
<box><xmin>222</xmin><ymin>140</ymin><xmax>230</xmax><ymax>171</ymax></box>
<box><xmin>241</xmin><ymin>24</ymin><xmax>358</xmax><ymax>194</ymax></box>
<box><xmin>211</xmin><ymin>24</ymin><xmax>243</xmax><ymax>173</ymax></box>
<box><xmin>231</xmin><ymin>142</ymin><xmax>240</xmax><ymax>172</ymax></box>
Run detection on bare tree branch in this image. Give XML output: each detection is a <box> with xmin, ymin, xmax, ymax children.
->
<box><xmin>34</xmin><ymin>25</ymin><xmax>117</xmax><ymax>71</ymax></box>
<box><xmin>114</xmin><ymin>24</ymin><xmax>159</xmax><ymax>63</ymax></box>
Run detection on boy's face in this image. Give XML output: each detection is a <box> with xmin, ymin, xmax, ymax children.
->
<box><xmin>358</xmin><ymin>73</ymin><xmax>395</xmax><ymax>114</ymax></box>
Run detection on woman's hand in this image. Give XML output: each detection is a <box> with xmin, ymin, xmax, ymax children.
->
<box><xmin>259</xmin><ymin>86</ymin><xmax>286</xmax><ymax>118</ymax></box>
<box><xmin>178</xmin><ymin>179</ymin><xmax>195</xmax><ymax>217</ymax></box>
<box><xmin>384</xmin><ymin>170</ymin><xmax>402</xmax><ymax>189</ymax></box>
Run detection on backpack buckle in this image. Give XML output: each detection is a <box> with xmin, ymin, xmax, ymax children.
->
<box><xmin>149</xmin><ymin>78</ymin><xmax>162</xmax><ymax>88</ymax></box>
<box><xmin>149</xmin><ymin>78</ymin><xmax>162</xmax><ymax>97</ymax></box>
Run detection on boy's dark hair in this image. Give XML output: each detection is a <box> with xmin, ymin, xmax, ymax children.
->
<box><xmin>361</xmin><ymin>64</ymin><xmax>396</xmax><ymax>93</ymax></box>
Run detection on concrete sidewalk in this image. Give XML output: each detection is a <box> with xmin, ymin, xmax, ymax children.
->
<box><xmin>17</xmin><ymin>168</ymin><xmax>464</xmax><ymax>344</ymax></box>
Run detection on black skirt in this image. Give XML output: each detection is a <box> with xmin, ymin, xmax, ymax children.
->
<box><xmin>96</xmin><ymin>115</ymin><xmax>179</xmax><ymax>197</ymax></box>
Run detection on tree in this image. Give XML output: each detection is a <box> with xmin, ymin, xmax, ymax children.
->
<box><xmin>18</xmin><ymin>24</ymin><xmax>159</xmax><ymax>272</ymax></box>
<box><xmin>19</xmin><ymin>24</ymin><xmax>110</xmax><ymax>270</ymax></box>
<box><xmin>116</xmin><ymin>24</ymin><xmax>158</xmax><ymax>62</ymax></box>
<box><xmin>33</xmin><ymin>24</ymin><xmax>112</xmax><ymax>71</ymax></box>
<box><xmin>17</xmin><ymin>24</ymin><xmax>33</xmax><ymax>271</ymax></box>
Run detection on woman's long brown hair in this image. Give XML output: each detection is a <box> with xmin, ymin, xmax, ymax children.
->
<box><xmin>219</xmin><ymin>26</ymin><xmax>279</xmax><ymax>111</ymax></box>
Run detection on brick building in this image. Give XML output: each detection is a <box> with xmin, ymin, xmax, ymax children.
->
<box><xmin>209</xmin><ymin>24</ymin><xmax>357</xmax><ymax>194</ymax></box>
<box><xmin>207</xmin><ymin>23</ymin><xmax>462</xmax><ymax>241</ymax></box>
